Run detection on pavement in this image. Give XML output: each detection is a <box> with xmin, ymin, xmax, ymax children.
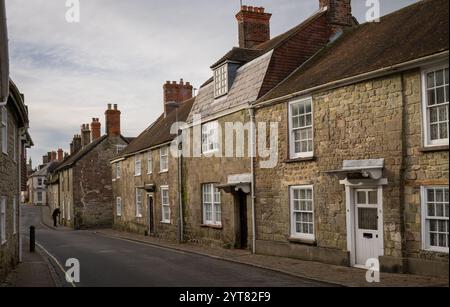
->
<box><xmin>7</xmin><ymin>204</ymin><xmax>448</xmax><ymax>288</ymax></box>
<box><xmin>0</xmin><ymin>205</ymin><xmax>58</xmax><ymax>287</ymax></box>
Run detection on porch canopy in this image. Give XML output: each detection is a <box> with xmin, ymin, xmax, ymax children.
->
<box><xmin>325</xmin><ymin>159</ymin><xmax>385</xmax><ymax>180</ymax></box>
<box><xmin>217</xmin><ymin>173</ymin><xmax>252</xmax><ymax>194</ymax></box>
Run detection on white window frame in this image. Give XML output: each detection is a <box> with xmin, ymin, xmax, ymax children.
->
<box><xmin>161</xmin><ymin>186</ymin><xmax>170</xmax><ymax>224</ymax></box>
<box><xmin>289</xmin><ymin>98</ymin><xmax>314</xmax><ymax>159</ymax></box>
<box><xmin>134</xmin><ymin>155</ymin><xmax>141</xmax><ymax>176</ymax></box>
<box><xmin>214</xmin><ymin>64</ymin><xmax>228</xmax><ymax>98</ymax></box>
<box><xmin>421</xmin><ymin>186</ymin><xmax>449</xmax><ymax>253</ymax></box>
<box><xmin>116</xmin><ymin>162</ymin><xmax>121</xmax><ymax>179</ymax></box>
<box><xmin>201</xmin><ymin>121</ymin><xmax>220</xmax><ymax>154</ymax></box>
<box><xmin>136</xmin><ymin>189</ymin><xmax>142</xmax><ymax>218</ymax></box>
<box><xmin>37</xmin><ymin>191</ymin><xmax>43</xmax><ymax>203</ymax></box>
<box><xmin>0</xmin><ymin>196</ymin><xmax>6</xmax><ymax>245</ymax></box>
<box><xmin>116</xmin><ymin>197</ymin><xmax>122</xmax><ymax>217</ymax></box>
<box><xmin>159</xmin><ymin>146</ymin><xmax>169</xmax><ymax>173</ymax></box>
<box><xmin>13</xmin><ymin>197</ymin><xmax>17</xmax><ymax>235</ymax></box>
<box><xmin>147</xmin><ymin>151</ymin><xmax>153</xmax><ymax>175</ymax></box>
<box><xmin>202</xmin><ymin>184</ymin><xmax>222</xmax><ymax>226</ymax></box>
<box><xmin>37</xmin><ymin>178</ymin><xmax>43</xmax><ymax>187</ymax></box>
<box><xmin>290</xmin><ymin>185</ymin><xmax>315</xmax><ymax>241</ymax></box>
<box><xmin>1</xmin><ymin>106</ymin><xmax>7</xmax><ymax>155</ymax></box>
<box><xmin>421</xmin><ymin>64</ymin><xmax>449</xmax><ymax>147</ymax></box>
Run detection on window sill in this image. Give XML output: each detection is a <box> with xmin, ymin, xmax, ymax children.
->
<box><xmin>160</xmin><ymin>221</ymin><xmax>171</xmax><ymax>224</ymax></box>
<box><xmin>136</xmin><ymin>215</ymin><xmax>143</xmax><ymax>219</ymax></box>
<box><xmin>159</xmin><ymin>170</ymin><xmax>169</xmax><ymax>174</ymax></box>
<box><xmin>423</xmin><ymin>247</ymin><xmax>449</xmax><ymax>254</ymax></box>
<box><xmin>134</xmin><ymin>174</ymin><xmax>141</xmax><ymax>177</ymax></box>
<box><xmin>1</xmin><ymin>240</ymin><xmax>7</xmax><ymax>246</ymax></box>
<box><xmin>285</xmin><ymin>156</ymin><xmax>315</xmax><ymax>163</ymax></box>
<box><xmin>419</xmin><ymin>145</ymin><xmax>449</xmax><ymax>153</ymax></box>
<box><xmin>200</xmin><ymin>224</ymin><xmax>223</xmax><ymax>230</ymax></box>
<box><xmin>288</xmin><ymin>237</ymin><xmax>316</xmax><ymax>245</ymax></box>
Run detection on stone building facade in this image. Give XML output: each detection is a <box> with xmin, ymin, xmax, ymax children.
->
<box><xmin>49</xmin><ymin>105</ymin><xmax>130</xmax><ymax>229</ymax></box>
<box><xmin>0</xmin><ymin>81</ymin><xmax>32</xmax><ymax>280</ymax></box>
<box><xmin>112</xmin><ymin>80</ymin><xmax>194</xmax><ymax>241</ymax></box>
<box><xmin>180</xmin><ymin>0</ymin><xmax>356</xmax><ymax>249</ymax></box>
<box><xmin>252</xmin><ymin>0</ymin><xmax>448</xmax><ymax>277</ymax></box>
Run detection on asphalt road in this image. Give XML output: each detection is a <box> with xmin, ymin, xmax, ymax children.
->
<box><xmin>21</xmin><ymin>205</ymin><xmax>330</xmax><ymax>287</ymax></box>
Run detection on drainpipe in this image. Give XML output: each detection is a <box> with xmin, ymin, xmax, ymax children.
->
<box><xmin>18</xmin><ymin>127</ymin><xmax>25</xmax><ymax>263</ymax></box>
<box><xmin>248</xmin><ymin>107</ymin><xmax>256</xmax><ymax>254</ymax></box>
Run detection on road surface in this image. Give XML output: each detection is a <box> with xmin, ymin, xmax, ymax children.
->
<box><xmin>21</xmin><ymin>204</ymin><xmax>331</xmax><ymax>287</ymax></box>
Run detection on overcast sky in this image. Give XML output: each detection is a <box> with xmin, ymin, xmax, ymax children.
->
<box><xmin>5</xmin><ymin>0</ymin><xmax>419</xmax><ymax>167</ymax></box>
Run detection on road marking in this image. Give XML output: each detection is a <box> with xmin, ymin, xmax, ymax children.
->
<box><xmin>34</xmin><ymin>241</ymin><xmax>77</xmax><ymax>288</ymax></box>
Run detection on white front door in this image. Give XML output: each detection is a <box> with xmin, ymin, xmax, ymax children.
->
<box><xmin>354</xmin><ymin>189</ymin><xmax>383</xmax><ymax>266</ymax></box>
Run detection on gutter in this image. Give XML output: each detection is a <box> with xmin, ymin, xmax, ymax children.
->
<box><xmin>254</xmin><ymin>51</ymin><xmax>449</xmax><ymax>109</ymax></box>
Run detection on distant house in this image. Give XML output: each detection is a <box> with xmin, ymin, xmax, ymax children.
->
<box><xmin>28</xmin><ymin>155</ymin><xmax>62</xmax><ymax>206</ymax></box>
<box><xmin>111</xmin><ymin>80</ymin><xmax>194</xmax><ymax>241</ymax></box>
<box><xmin>48</xmin><ymin>105</ymin><xmax>131</xmax><ymax>229</ymax></box>
<box><xmin>252</xmin><ymin>0</ymin><xmax>448</xmax><ymax>277</ymax></box>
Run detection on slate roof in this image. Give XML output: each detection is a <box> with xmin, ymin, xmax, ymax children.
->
<box><xmin>30</xmin><ymin>161</ymin><xmax>59</xmax><ymax>177</ymax></box>
<box><xmin>210</xmin><ymin>48</ymin><xmax>265</xmax><ymax>69</ymax></box>
<box><xmin>188</xmin><ymin>50</ymin><xmax>273</xmax><ymax>123</ymax></box>
<box><xmin>116</xmin><ymin>97</ymin><xmax>195</xmax><ymax>158</ymax></box>
<box><xmin>192</xmin><ymin>8</ymin><xmax>330</xmax><ymax>123</ymax></box>
<box><xmin>258</xmin><ymin>0</ymin><xmax>449</xmax><ymax>103</ymax></box>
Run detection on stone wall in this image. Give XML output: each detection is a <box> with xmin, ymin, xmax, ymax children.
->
<box><xmin>112</xmin><ymin>144</ymin><xmax>179</xmax><ymax>241</ymax></box>
<box><xmin>0</xmin><ymin>105</ymin><xmax>20</xmax><ymax>281</ymax></box>
<box><xmin>183</xmin><ymin>110</ymin><xmax>253</xmax><ymax>249</ymax></box>
<box><xmin>254</xmin><ymin>70</ymin><xmax>448</xmax><ymax>275</ymax></box>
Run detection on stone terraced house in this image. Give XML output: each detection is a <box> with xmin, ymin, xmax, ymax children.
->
<box><xmin>111</xmin><ymin>80</ymin><xmax>194</xmax><ymax>241</ymax></box>
<box><xmin>1</xmin><ymin>0</ymin><xmax>33</xmax><ymax>280</ymax></box>
<box><xmin>48</xmin><ymin>105</ymin><xmax>130</xmax><ymax>229</ymax></box>
<box><xmin>252</xmin><ymin>0</ymin><xmax>448</xmax><ymax>277</ymax></box>
<box><xmin>0</xmin><ymin>80</ymin><xmax>32</xmax><ymax>280</ymax></box>
<box><xmin>181</xmin><ymin>0</ymin><xmax>357</xmax><ymax>250</ymax></box>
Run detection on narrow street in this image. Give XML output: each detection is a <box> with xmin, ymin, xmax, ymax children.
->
<box><xmin>21</xmin><ymin>205</ymin><xmax>330</xmax><ymax>287</ymax></box>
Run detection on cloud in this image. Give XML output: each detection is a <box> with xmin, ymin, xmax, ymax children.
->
<box><xmin>5</xmin><ymin>0</ymin><xmax>419</xmax><ymax>167</ymax></box>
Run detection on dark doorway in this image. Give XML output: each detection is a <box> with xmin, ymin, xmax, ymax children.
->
<box><xmin>148</xmin><ymin>195</ymin><xmax>154</xmax><ymax>235</ymax></box>
<box><xmin>235</xmin><ymin>191</ymin><xmax>248</xmax><ymax>249</ymax></box>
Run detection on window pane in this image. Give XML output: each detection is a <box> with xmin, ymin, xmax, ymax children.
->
<box><xmin>436</xmin><ymin>189</ymin><xmax>444</xmax><ymax>202</ymax></box>
<box><xmin>427</xmin><ymin>90</ymin><xmax>436</xmax><ymax>106</ymax></box>
<box><xmin>430</xmin><ymin>220</ymin><xmax>437</xmax><ymax>232</ymax></box>
<box><xmin>430</xmin><ymin>124</ymin><xmax>439</xmax><ymax>140</ymax></box>
<box><xmin>358</xmin><ymin>208</ymin><xmax>378</xmax><ymax>230</ymax></box>
<box><xmin>439</xmin><ymin>123</ymin><xmax>448</xmax><ymax>139</ymax></box>
<box><xmin>427</xmin><ymin>72</ymin><xmax>435</xmax><ymax>88</ymax></box>
<box><xmin>438</xmin><ymin>105</ymin><xmax>448</xmax><ymax>121</ymax></box>
<box><xmin>428</xmin><ymin>203</ymin><xmax>435</xmax><ymax>217</ymax></box>
<box><xmin>357</xmin><ymin>191</ymin><xmax>366</xmax><ymax>204</ymax></box>
<box><xmin>430</xmin><ymin>232</ymin><xmax>438</xmax><ymax>246</ymax></box>
<box><xmin>368</xmin><ymin>191</ymin><xmax>378</xmax><ymax>204</ymax></box>
<box><xmin>436</xmin><ymin>87</ymin><xmax>445</xmax><ymax>104</ymax></box>
<box><xmin>436</xmin><ymin>203</ymin><xmax>444</xmax><ymax>217</ymax></box>
<box><xmin>436</xmin><ymin>70</ymin><xmax>444</xmax><ymax>86</ymax></box>
<box><xmin>430</xmin><ymin>107</ymin><xmax>438</xmax><ymax>123</ymax></box>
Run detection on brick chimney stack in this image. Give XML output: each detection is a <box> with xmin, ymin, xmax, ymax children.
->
<box><xmin>91</xmin><ymin>118</ymin><xmax>101</xmax><ymax>140</ymax></box>
<box><xmin>236</xmin><ymin>6</ymin><xmax>272</xmax><ymax>49</ymax></box>
<box><xmin>105</xmin><ymin>104</ymin><xmax>121</xmax><ymax>137</ymax></box>
<box><xmin>81</xmin><ymin>124</ymin><xmax>91</xmax><ymax>147</ymax></box>
<box><xmin>57</xmin><ymin>148</ymin><xmax>64</xmax><ymax>162</ymax></box>
<box><xmin>71</xmin><ymin>135</ymin><xmax>82</xmax><ymax>154</ymax></box>
<box><xmin>43</xmin><ymin>155</ymin><xmax>49</xmax><ymax>164</ymax></box>
<box><xmin>50</xmin><ymin>151</ymin><xmax>57</xmax><ymax>162</ymax></box>
<box><xmin>163</xmin><ymin>79</ymin><xmax>193</xmax><ymax>116</ymax></box>
<box><xmin>319</xmin><ymin>0</ymin><xmax>353</xmax><ymax>34</ymax></box>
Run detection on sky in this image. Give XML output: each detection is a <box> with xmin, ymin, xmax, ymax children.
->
<box><xmin>5</xmin><ymin>0</ymin><xmax>419</xmax><ymax>168</ymax></box>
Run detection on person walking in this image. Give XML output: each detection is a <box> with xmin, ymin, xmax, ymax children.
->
<box><xmin>52</xmin><ymin>208</ymin><xmax>61</xmax><ymax>227</ymax></box>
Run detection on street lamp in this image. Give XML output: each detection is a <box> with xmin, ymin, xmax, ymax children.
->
<box><xmin>165</xmin><ymin>101</ymin><xmax>184</xmax><ymax>244</ymax></box>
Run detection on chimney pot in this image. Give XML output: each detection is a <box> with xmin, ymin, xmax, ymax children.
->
<box><xmin>105</xmin><ymin>104</ymin><xmax>121</xmax><ymax>137</ymax></box>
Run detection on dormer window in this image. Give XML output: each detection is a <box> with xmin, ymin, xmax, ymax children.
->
<box><xmin>214</xmin><ymin>64</ymin><xmax>228</xmax><ymax>98</ymax></box>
